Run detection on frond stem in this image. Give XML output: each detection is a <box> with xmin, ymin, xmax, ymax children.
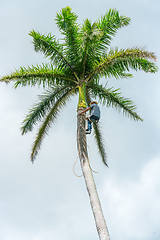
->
<box><xmin>36</xmin><ymin>37</ymin><xmax>80</xmax><ymax>82</ymax></box>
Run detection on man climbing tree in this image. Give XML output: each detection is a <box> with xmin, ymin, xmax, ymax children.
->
<box><xmin>0</xmin><ymin>7</ymin><xmax>157</xmax><ymax>240</ymax></box>
<box><xmin>78</xmin><ymin>101</ymin><xmax>100</xmax><ymax>134</ymax></box>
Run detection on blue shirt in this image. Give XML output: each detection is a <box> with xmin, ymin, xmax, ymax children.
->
<box><xmin>90</xmin><ymin>103</ymin><xmax>100</xmax><ymax>119</ymax></box>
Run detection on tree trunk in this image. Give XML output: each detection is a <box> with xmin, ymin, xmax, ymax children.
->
<box><xmin>77</xmin><ymin>108</ymin><xmax>110</xmax><ymax>240</ymax></box>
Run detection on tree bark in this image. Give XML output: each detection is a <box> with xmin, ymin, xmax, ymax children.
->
<box><xmin>77</xmin><ymin>108</ymin><xmax>110</xmax><ymax>240</ymax></box>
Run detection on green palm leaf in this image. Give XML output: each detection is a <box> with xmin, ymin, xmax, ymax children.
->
<box><xmin>80</xmin><ymin>19</ymin><xmax>102</xmax><ymax>76</ymax></box>
<box><xmin>92</xmin><ymin>122</ymin><xmax>108</xmax><ymax>167</ymax></box>
<box><xmin>88</xmin><ymin>83</ymin><xmax>143</xmax><ymax>121</ymax></box>
<box><xmin>96</xmin><ymin>9</ymin><xmax>131</xmax><ymax>48</ymax></box>
<box><xmin>79</xmin><ymin>9</ymin><xmax>131</xmax><ymax>77</ymax></box>
<box><xmin>55</xmin><ymin>6</ymin><xmax>80</xmax><ymax>64</ymax></box>
<box><xmin>86</xmin><ymin>47</ymin><xmax>157</xmax><ymax>82</ymax></box>
<box><xmin>21</xmin><ymin>85</ymin><xmax>75</xmax><ymax>134</ymax></box>
<box><xmin>31</xmin><ymin>87</ymin><xmax>76</xmax><ymax>162</ymax></box>
<box><xmin>29</xmin><ymin>30</ymin><xmax>79</xmax><ymax>81</ymax></box>
<box><xmin>0</xmin><ymin>64</ymin><xmax>77</xmax><ymax>87</ymax></box>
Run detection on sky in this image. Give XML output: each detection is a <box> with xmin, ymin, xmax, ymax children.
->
<box><xmin>0</xmin><ymin>0</ymin><xmax>160</xmax><ymax>239</ymax></box>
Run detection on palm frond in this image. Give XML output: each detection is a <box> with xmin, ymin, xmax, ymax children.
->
<box><xmin>88</xmin><ymin>83</ymin><xmax>143</xmax><ymax>121</ymax></box>
<box><xmin>92</xmin><ymin>122</ymin><xmax>108</xmax><ymax>167</ymax></box>
<box><xmin>0</xmin><ymin>64</ymin><xmax>77</xmax><ymax>88</ymax></box>
<box><xmin>96</xmin><ymin>9</ymin><xmax>131</xmax><ymax>48</ymax></box>
<box><xmin>78</xmin><ymin>9</ymin><xmax>131</xmax><ymax>77</ymax></box>
<box><xmin>55</xmin><ymin>7</ymin><xmax>80</xmax><ymax>64</ymax></box>
<box><xmin>31</xmin><ymin>87</ymin><xmax>76</xmax><ymax>162</ymax></box>
<box><xmin>86</xmin><ymin>47</ymin><xmax>158</xmax><ymax>82</ymax></box>
<box><xmin>29</xmin><ymin>30</ymin><xmax>79</xmax><ymax>81</ymax></box>
<box><xmin>86</xmin><ymin>89</ymin><xmax>108</xmax><ymax>166</ymax></box>
<box><xmin>29</xmin><ymin>30</ymin><xmax>63</xmax><ymax>65</ymax></box>
<box><xmin>80</xmin><ymin>19</ymin><xmax>103</xmax><ymax>74</ymax></box>
<box><xmin>21</xmin><ymin>85</ymin><xmax>75</xmax><ymax>134</ymax></box>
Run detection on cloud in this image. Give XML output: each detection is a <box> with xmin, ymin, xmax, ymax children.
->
<box><xmin>102</xmin><ymin>158</ymin><xmax>160</xmax><ymax>240</ymax></box>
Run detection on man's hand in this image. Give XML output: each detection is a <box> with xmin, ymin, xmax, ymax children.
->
<box><xmin>77</xmin><ymin>112</ymin><xmax>82</xmax><ymax>116</ymax></box>
<box><xmin>77</xmin><ymin>107</ymin><xmax>91</xmax><ymax>116</ymax></box>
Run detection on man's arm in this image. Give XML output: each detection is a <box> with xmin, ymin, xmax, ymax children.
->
<box><xmin>78</xmin><ymin>107</ymin><xmax>91</xmax><ymax>115</ymax></box>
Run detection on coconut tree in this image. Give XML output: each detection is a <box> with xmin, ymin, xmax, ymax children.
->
<box><xmin>0</xmin><ymin>7</ymin><xmax>157</xmax><ymax>240</ymax></box>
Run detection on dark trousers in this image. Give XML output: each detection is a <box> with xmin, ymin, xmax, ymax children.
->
<box><xmin>87</xmin><ymin>115</ymin><xmax>99</xmax><ymax>132</ymax></box>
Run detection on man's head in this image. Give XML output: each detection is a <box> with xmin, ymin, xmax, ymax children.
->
<box><xmin>90</xmin><ymin>101</ymin><xmax>98</xmax><ymax>106</ymax></box>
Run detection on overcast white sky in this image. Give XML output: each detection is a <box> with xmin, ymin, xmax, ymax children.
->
<box><xmin>0</xmin><ymin>0</ymin><xmax>160</xmax><ymax>239</ymax></box>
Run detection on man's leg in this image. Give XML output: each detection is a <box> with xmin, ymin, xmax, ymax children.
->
<box><xmin>86</xmin><ymin>118</ymin><xmax>92</xmax><ymax>134</ymax></box>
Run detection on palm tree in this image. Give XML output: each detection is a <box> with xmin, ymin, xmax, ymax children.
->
<box><xmin>0</xmin><ymin>7</ymin><xmax>157</xmax><ymax>240</ymax></box>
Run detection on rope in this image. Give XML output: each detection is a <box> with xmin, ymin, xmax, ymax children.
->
<box><xmin>73</xmin><ymin>143</ymin><xmax>98</xmax><ymax>178</ymax></box>
<box><xmin>73</xmin><ymin>154</ymin><xmax>83</xmax><ymax>177</ymax></box>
